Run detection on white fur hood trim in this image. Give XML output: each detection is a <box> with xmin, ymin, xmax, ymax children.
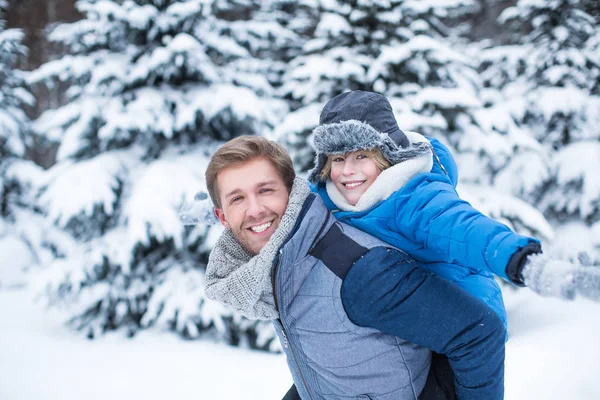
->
<box><xmin>326</xmin><ymin>131</ymin><xmax>433</xmax><ymax>212</ymax></box>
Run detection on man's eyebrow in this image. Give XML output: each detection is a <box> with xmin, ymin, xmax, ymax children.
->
<box><xmin>224</xmin><ymin>188</ymin><xmax>242</xmax><ymax>199</ymax></box>
<box><xmin>223</xmin><ymin>180</ymin><xmax>279</xmax><ymax>199</ymax></box>
<box><xmin>257</xmin><ymin>180</ymin><xmax>279</xmax><ymax>188</ymax></box>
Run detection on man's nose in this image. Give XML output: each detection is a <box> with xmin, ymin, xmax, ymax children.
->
<box><xmin>246</xmin><ymin>196</ymin><xmax>266</xmax><ymax>218</ymax></box>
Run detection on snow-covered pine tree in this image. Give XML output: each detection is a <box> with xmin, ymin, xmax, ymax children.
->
<box><xmin>274</xmin><ymin>0</ymin><xmax>551</xmax><ymax>238</ymax></box>
<box><xmin>0</xmin><ymin>1</ymin><xmax>54</xmax><ymax>288</ymax></box>
<box><xmin>371</xmin><ymin>0</ymin><xmax>553</xmax><ymax>239</ymax></box>
<box><xmin>30</xmin><ymin>0</ymin><xmax>293</xmax><ymax>349</ymax></box>
<box><xmin>275</xmin><ymin>0</ymin><xmax>400</xmax><ymax>172</ymax></box>
<box><xmin>481</xmin><ymin>0</ymin><xmax>600</xmax><ymax>258</ymax></box>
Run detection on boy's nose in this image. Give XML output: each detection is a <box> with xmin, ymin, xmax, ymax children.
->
<box><xmin>342</xmin><ymin>161</ymin><xmax>356</xmax><ymax>175</ymax></box>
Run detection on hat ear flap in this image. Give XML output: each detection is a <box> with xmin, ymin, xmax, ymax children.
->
<box><xmin>308</xmin><ymin>153</ymin><xmax>329</xmax><ymax>184</ymax></box>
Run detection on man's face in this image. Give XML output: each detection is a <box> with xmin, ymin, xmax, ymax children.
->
<box><xmin>214</xmin><ymin>157</ymin><xmax>290</xmax><ymax>255</ymax></box>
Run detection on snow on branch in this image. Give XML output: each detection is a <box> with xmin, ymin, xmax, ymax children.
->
<box><xmin>39</xmin><ymin>151</ymin><xmax>126</xmax><ymax>229</ymax></box>
<box><xmin>122</xmin><ymin>152</ymin><xmax>208</xmax><ymax>250</ymax></box>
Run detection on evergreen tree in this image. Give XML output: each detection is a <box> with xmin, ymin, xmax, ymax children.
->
<box><xmin>0</xmin><ymin>1</ymin><xmax>52</xmax><ymax>288</ymax></box>
<box><xmin>370</xmin><ymin>0</ymin><xmax>551</xmax><ymax>239</ymax></box>
<box><xmin>276</xmin><ymin>0</ymin><xmax>394</xmax><ymax>171</ymax></box>
<box><xmin>0</xmin><ymin>0</ymin><xmax>30</xmax><ymax>161</ymax></box>
<box><xmin>30</xmin><ymin>0</ymin><xmax>295</xmax><ymax>349</ymax></box>
<box><xmin>480</xmin><ymin>0</ymin><xmax>600</xmax><ymax>241</ymax></box>
<box><xmin>275</xmin><ymin>0</ymin><xmax>551</xmax><ymax>238</ymax></box>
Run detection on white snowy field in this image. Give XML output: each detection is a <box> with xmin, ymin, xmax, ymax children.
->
<box><xmin>1</xmin><ymin>284</ymin><xmax>599</xmax><ymax>400</ymax></box>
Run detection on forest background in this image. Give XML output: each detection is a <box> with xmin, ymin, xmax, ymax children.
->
<box><xmin>1</xmin><ymin>0</ymin><xmax>600</xmax><ymax>359</ymax></box>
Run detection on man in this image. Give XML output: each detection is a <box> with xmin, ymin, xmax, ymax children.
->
<box><xmin>204</xmin><ymin>136</ymin><xmax>505</xmax><ymax>400</ymax></box>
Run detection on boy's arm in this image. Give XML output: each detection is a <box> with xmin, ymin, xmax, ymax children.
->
<box><xmin>341</xmin><ymin>247</ymin><xmax>505</xmax><ymax>400</ymax></box>
<box><xmin>393</xmin><ymin>171</ymin><xmax>539</xmax><ymax>282</ymax></box>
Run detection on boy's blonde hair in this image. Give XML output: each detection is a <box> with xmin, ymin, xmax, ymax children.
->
<box><xmin>206</xmin><ymin>136</ymin><xmax>295</xmax><ymax>208</ymax></box>
<box><xmin>320</xmin><ymin>148</ymin><xmax>391</xmax><ymax>181</ymax></box>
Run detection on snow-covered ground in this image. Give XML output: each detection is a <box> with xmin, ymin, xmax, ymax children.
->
<box><xmin>1</xmin><ymin>283</ymin><xmax>599</xmax><ymax>400</ymax></box>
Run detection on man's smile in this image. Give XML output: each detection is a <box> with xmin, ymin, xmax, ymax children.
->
<box><xmin>247</xmin><ymin>220</ymin><xmax>274</xmax><ymax>234</ymax></box>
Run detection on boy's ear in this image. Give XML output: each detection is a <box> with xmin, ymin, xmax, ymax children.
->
<box><xmin>214</xmin><ymin>208</ymin><xmax>230</xmax><ymax>229</ymax></box>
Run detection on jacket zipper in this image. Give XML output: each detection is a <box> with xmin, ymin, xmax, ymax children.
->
<box><xmin>273</xmin><ymin>249</ymin><xmax>313</xmax><ymax>400</ymax></box>
<box><xmin>432</xmin><ymin>149</ymin><xmax>448</xmax><ymax>175</ymax></box>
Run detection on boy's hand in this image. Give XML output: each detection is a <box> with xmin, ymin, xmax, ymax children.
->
<box><xmin>522</xmin><ymin>252</ymin><xmax>600</xmax><ymax>302</ymax></box>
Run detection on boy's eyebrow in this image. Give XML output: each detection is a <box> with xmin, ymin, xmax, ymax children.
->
<box><xmin>223</xmin><ymin>180</ymin><xmax>279</xmax><ymax>199</ymax></box>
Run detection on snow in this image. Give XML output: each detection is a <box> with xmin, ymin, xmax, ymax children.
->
<box><xmin>547</xmin><ymin>221</ymin><xmax>600</xmax><ymax>262</ymax></box>
<box><xmin>2</xmin><ymin>280</ymin><xmax>600</xmax><ymax>399</ymax></box>
<box><xmin>288</xmin><ymin>52</ymin><xmax>366</xmax><ymax>82</ymax></box>
<box><xmin>39</xmin><ymin>151</ymin><xmax>125</xmax><ymax>227</ymax></box>
<box><xmin>414</xmin><ymin>87</ymin><xmax>482</xmax><ymax>110</ymax></box>
<box><xmin>7</xmin><ymin>0</ymin><xmax>600</xmax><ymax>397</ymax></box>
<box><xmin>271</xmin><ymin>102</ymin><xmax>323</xmax><ymax>143</ymax></box>
<box><xmin>551</xmin><ymin>141</ymin><xmax>600</xmax><ymax>218</ymax></box>
<box><xmin>503</xmin><ymin>289</ymin><xmax>600</xmax><ymax>400</ymax></box>
<box><xmin>0</xmin><ymin>236</ymin><xmax>33</xmax><ymax>288</ymax></box>
<box><xmin>315</xmin><ymin>13</ymin><xmax>352</xmax><ymax>37</ymax></box>
<box><xmin>166</xmin><ymin>0</ymin><xmax>206</xmax><ymax>19</ymax></box>
<box><xmin>494</xmin><ymin>151</ymin><xmax>550</xmax><ymax>200</ymax></box>
<box><xmin>0</xmin><ymin>109</ymin><xmax>24</xmax><ymax>155</ymax></box>
<box><xmin>0</xmin><ymin>287</ymin><xmax>292</xmax><ymax>400</ymax></box>
<box><xmin>123</xmin><ymin>152</ymin><xmax>207</xmax><ymax>249</ymax></box>
<box><xmin>531</xmin><ymin>87</ymin><xmax>592</xmax><ymax>121</ymax></box>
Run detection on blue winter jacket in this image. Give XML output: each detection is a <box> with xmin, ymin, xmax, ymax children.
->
<box><xmin>312</xmin><ymin>137</ymin><xmax>540</xmax><ymax>329</ymax></box>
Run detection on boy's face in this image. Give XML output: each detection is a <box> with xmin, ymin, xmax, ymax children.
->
<box><xmin>214</xmin><ymin>157</ymin><xmax>290</xmax><ymax>255</ymax></box>
<box><xmin>330</xmin><ymin>150</ymin><xmax>382</xmax><ymax>206</ymax></box>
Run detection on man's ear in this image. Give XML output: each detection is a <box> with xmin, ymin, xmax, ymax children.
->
<box><xmin>214</xmin><ymin>208</ymin><xmax>230</xmax><ymax>229</ymax></box>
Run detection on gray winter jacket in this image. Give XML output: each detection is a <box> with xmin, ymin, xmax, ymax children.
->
<box><xmin>272</xmin><ymin>194</ymin><xmax>431</xmax><ymax>399</ymax></box>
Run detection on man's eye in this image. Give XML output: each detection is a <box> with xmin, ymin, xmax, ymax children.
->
<box><xmin>231</xmin><ymin>196</ymin><xmax>242</xmax><ymax>204</ymax></box>
<box><xmin>260</xmin><ymin>188</ymin><xmax>273</xmax><ymax>194</ymax></box>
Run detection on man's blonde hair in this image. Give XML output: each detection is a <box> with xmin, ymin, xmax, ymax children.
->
<box><xmin>206</xmin><ymin>136</ymin><xmax>296</xmax><ymax>208</ymax></box>
<box><xmin>320</xmin><ymin>148</ymin><xmax>391</xmax><ymax>181</ymax></box>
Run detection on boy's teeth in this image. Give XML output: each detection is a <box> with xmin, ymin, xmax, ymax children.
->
<box><xmin>251</xmin><ymin>222</ymin><xmax>272</xmax><ymax>233</ymax></box>
<box><xmin>345</xmin><ymin>182</ymin><xmax>363</xmax><ymax>188</ymax></box>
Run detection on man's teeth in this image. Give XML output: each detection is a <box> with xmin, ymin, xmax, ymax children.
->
<box><xmin>250</xmin><ymin>222</ymin><xmax>272</xmax><ymax>233</ymax></box>
<box><xmin>344</xmin><ymin>182</ymin><xmax>363</xmax><ymax>188</ymax></box>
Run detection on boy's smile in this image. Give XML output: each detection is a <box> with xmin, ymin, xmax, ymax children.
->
<box><xmin>330</xmin><ymin>151</ymin><xmax>382</xmax><ymax>206</ymax></box>
<box><xmin>342</xmin><ymin>180</ymin><xmax>366</xmax><ymax>188</ymax></box>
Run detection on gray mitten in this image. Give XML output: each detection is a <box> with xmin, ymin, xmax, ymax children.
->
<box><xmin>522</xmin><ymin>252</ymin><xmax>600</xmax><ymax>302</ymax></box>
<box><xmin>179</xmin><ymin>191</ymin><xmax>218</xmax><ymax>225</ymax></box>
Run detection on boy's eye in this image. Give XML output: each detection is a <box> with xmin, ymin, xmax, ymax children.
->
<box><xmin>356</xmin><ymin>153</ymin><xmax>368</xmax><ymax>160</ymax></box>
<box><xmin>332</xmin><ymin>157</ymin><xmax>344</xmax><ymax>162</ymax></box>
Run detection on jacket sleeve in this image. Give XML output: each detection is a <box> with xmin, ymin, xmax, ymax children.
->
<box><xmin>341</xmin><ymin>247</ymin><xmax>505</xmax><ymax>400</ymax></box>
<box><xmin>390</xmin><ymin>169</ymin><xmax>539</xmax><ymax>282</ymax></box>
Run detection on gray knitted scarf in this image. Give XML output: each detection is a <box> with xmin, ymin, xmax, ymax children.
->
<box><xmin>204</xmin><ymin>177</ymin><xmax>311</xmax><ymax>320</ymax></box>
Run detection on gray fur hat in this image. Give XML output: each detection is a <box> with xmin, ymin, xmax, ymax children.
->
<box><xmin>308</xmin><ymin>90</ymin><xmax>431</xmax><ymax>184</ymax></box>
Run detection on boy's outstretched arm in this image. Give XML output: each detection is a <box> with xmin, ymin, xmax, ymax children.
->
<box><xmin>341</xmin><ymin>247</ymin><xmax>505</xmax><ymax>400</ymax></box>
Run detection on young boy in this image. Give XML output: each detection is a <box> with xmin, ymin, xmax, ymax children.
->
<box><xmin>309</xmin><ymin>90</ymin><xmax>600</xmax><ymax>328</ymax></box>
